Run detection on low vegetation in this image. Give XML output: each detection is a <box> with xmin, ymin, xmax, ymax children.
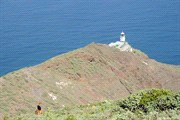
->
<box><xmin>5</xmin><ymin>89</ymin><xmax>180</xmax><ymax>120</ymax></box>
<box><xmin>1</xmin><ymin>44</ymin><xmax>180</xmax><ymax>117</ymax></box>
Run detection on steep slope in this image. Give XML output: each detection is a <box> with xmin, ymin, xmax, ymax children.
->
<box><xmin>0</xmin><ymin>43</ymin><xmax>179</xmax><ymax>116</ymax></box>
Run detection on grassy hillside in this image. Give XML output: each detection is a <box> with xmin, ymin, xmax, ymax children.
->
<box><xmin>0</xmin><ymin>43</ymin><xmax>180</xmax><ymax>117</ymax></box>
<box><xmin>4</xmin><ymin>89</ymin><xmax>180</xmax><ymax>120</ymax></box>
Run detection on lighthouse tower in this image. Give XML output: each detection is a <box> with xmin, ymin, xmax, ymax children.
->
<box><xmin>120</xmin><ymin>32</ymin><xmax>125</xmax><ymax>42</ymax></box>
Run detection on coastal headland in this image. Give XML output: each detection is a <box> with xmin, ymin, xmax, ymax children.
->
<box><xmin>0</xmin><ymin>43</ymin><xmax>180</xmax><ymax>118</ymax></box>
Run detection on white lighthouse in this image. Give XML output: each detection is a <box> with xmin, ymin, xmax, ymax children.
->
<box><xmin>120</xmin><ymin>32</ymin><xmax>125</xmax><ymax>42</ymax></box>
<box><xmin>109</xmin><ymin>31</ymin><xmax>132</xmax><ymax>52</ymax></box>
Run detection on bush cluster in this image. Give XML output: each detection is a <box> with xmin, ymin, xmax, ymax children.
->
<box><xmin>118</xmin><ymin>89</ymin><xmax>180</xmax><ymax>113</ymax></box>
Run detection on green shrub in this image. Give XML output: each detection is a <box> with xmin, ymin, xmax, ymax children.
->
<box><xmin>65</xmin><ymin>115</ymin><xmax>77</xmax><ymax>120</ymax></box>
<box><xmin>139</xmin><ymin>89</ymin><xmax>172</xmax><ymax>105</ymax></box>
<box><xmin>3</xmin><ymin>116</ymin><xmax>9</xmax><ymax>120</ymax></box>
<box><xmin>118</xmin><ymin>89</ymin><xmax>179</xmax><ymax>113</ymax></box>
<box><xmin>153</xmin><ymin>92</ymin><xmax>180</xmax><ymax>111</ymax></box>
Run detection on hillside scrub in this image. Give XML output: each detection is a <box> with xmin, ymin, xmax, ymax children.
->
<box><xmin>118</xmin><ymin>89</ymin><xmax>180</xmax><ymax>113</ymax></box>
<box><xmin>1</xmin><ymin>43</ymin><xmax>180</xmax><ymax>116</ymax></box>
<box><xmin>6</xmin><ymin>89</ymin><xmax>180</xmax><ymax>120</ymax></box>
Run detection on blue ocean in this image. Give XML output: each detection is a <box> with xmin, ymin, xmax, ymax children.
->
<box><xmin>0</xmin><ymin>0</ymin><xmax>180</xmax><ymax>76</ymax></box>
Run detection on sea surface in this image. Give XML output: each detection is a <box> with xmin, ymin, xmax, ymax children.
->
<box><xmin>0</xmin><ymin>0</ymin><xmax>180</xmax><ymax>76</ymax></box>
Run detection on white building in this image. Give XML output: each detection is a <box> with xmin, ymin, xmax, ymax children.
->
<box><xmin>109</xmin><ymin>32</ymin><xmax>132</xmax><ymax>52</ymax></box>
